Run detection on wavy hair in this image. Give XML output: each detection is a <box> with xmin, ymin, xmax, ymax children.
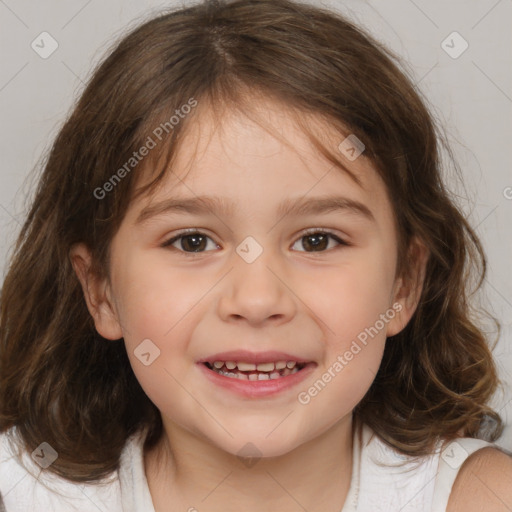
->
<box><xmin>0</xmin><ymin>0</ymin><xmax>504</xmax><ymax>482</ymax></box>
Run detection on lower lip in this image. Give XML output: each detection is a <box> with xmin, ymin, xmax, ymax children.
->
<box><xmin>197</xmin><ymin>362</ymin><xmax>317</xmax><ymax>398</ymax></box>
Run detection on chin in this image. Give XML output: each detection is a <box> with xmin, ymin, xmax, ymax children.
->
<box><xmin>211</xmin><ymin>431</ymin><xmax>303</xmax><ymax>461</ymax></box>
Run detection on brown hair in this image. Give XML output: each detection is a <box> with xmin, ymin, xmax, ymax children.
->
<box><xmin>0</xmin><ymin>0</ymin><xmax>504</xmax><ymax>483</ymax></box>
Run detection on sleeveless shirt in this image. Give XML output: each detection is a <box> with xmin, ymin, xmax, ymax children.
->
<box><xmin>0</xmin><ymin>422</ymin><xmax>503</xmax><ymax>511</ymax></box>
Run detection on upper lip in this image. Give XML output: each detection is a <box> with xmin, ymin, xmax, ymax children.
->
<box><xmin>197</xmin><ymin>350</ymin><xmax>313</xmax><ymax>365</ymax></box>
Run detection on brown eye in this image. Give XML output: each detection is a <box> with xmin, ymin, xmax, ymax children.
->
<box><xmin>162</xmin><ymin>229</ymin><xmax>348</xmax><ymax>256</ymax></box>
<box><xmin>162</xmin><ymin>232</ymin><xmax>218</xmax><ymax>253</ymax></box>
<box><xmin>292</xmin><ymin>231</ymin><xmax>347</xmax><ymax>253</ymax></box>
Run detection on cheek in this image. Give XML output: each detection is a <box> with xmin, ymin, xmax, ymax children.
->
<box><xmin>317</xmin><ymin>345</ymin><xmax>385</xmax><ymax>417</ymax></box>
<box><xmin>112</xmin><ymin>253</ymin><xmax>205</xmax><ymax>340</ymax></box>
<box><xmin>311</xmin><ymin>252</ymin><xmax>396</xmax><ymax>340</ymax></box>
<box><xmin>111</xmin><ymin>256</ymin><xmax>206</xmax><ymax>397</ymax></box>
<box><xmin>305</xmin><ymin>248</ymin><xmax>393</xmax><ymax>401</ymax></box>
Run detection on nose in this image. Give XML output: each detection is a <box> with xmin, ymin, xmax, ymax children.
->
<box><xmin>217</xmin><ymin>248</ymin><xmax>297</xmax><ymax>327</ymax></box>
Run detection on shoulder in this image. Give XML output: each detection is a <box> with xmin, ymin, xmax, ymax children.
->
<box><xmin>0</xmin><ymin>427</ymin><xmax>124</xmax><ymax>511</ymax></box>
<box><xmin>447</xmin><ymin>446</ymin><xmax>512</xmax><ymax>512</ymax></box>
<box><xmin>0</xmin><ymin>427</ymin><xmax>28</xmax><ymax>485</ymax></box>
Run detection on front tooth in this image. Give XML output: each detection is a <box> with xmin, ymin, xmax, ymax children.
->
<box><xmin>225</xmin><ymin>361</ymin><xmax>237</xmax><ymax>370</ymax></box>
<box><xmin>286</xmin><ymin>361</ymin><xmax>297</xmax><ymax>369</ymax></box>
<box><xmin>275</xmin><ymin>361</ymin><xmax>287</xmax><ymax>370</ymax></box>
<box><xmin>213</xmin><ymin>361</ymin><xmax>224</xmax><ymax>368</ymax></box>
<box><xmin>256</xmin><ymin>362</ymin><xmax>275</xmax><ymax>372</ymax></box>
<box><xmin>237</xmin><ymin>362</ymin><xmax>256</xmax><ymax>371</ymax></box>
<box><xmin>269</xmin><ymin>372</ymin><xmax>281</xmax><ymax>380</ymax></box>
<box><xmin>248</xmin><ymin>373</ymin><xmax>258</xmax><ymax>381</ymax></box>
<box><xmin>258</xmin><ymin>373</ymin><xmax>270</xmax><ymax>380</ymax></box>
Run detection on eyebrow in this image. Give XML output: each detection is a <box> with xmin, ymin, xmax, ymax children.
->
<box><xmin>135</xmin><ymin>194</ymin><xmax>375</xmax><ymax>224</ymax></box>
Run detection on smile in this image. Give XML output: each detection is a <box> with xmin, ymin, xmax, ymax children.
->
<box><xmin>203</xmin><ymin>360</ymin><xmax>306</xmax><ymax>380</ymax></box>
<box><xmin>199</xmin><ymin>359</ymin><xmax>316</xmax><ymax>398</ymax></box>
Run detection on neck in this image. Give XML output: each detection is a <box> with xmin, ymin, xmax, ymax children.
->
<box><xmin>144</xmin><ymin>415</ymin><xmax>356</xmax><ymax>512</ymax></box>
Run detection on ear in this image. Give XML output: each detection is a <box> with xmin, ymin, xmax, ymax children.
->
<box><xmin>386</xmin><ymin>237</ymin><xmax>429</xmax><ymax>337</ymax></box>
<box><xmin>69</xmin><ymin>243</ymin><xmax>123</xmax><ymax>340</ymax></box>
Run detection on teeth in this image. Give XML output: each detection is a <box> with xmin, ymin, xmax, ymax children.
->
<box><xmin>211</xmin><ymin>360</ymin><xmax>299</xmax><ymax>371</ymax></box>
<box><xmin>213</xmin><ymin>366</ymin><xmax>301</xmax><ymax>380</ymax></box>
<box><xmin>256</xmin><ymin>362</ymin><xmax>275</xmax><ymax>372</ymax></box>
<box><xmin>208</xmin><ymin>359</ymin><xmax>306</xmax><ymax>380</ymax></box>
<box><xmin>237</xmin><ymin>362</ymin><xmax>256</xmax><ymax>371</ymax></box>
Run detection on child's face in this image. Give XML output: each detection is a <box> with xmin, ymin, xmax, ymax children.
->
<box><xmin>80</xmin><ymin>98</ymin><xmax>419</xmax><ymax>458</ymax></box>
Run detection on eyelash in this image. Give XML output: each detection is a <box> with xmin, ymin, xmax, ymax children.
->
<box><xmin>161</xmin><ymin>228</ymin><xmax>350</xmax><ymax>256</ymax></box>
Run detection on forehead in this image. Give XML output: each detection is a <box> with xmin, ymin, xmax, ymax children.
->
<box><xmin>129</xmin><ymin>96</ymin><xmax>393</xmax><ymax>224</ymax></box>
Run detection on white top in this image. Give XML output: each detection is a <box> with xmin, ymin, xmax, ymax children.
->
<box><xmin>0</xmin><ymin>422</ymin><xmax>499</xmax><ymax>511</ymax></box>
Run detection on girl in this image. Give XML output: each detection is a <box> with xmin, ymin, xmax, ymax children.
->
<box><xmin>0</xmin><ymin>0</ymin><xmax>511</xmax><ymax>510</ymax></box>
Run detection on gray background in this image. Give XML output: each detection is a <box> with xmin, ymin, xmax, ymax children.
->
<box><xmin>0</xmin><ymin>0</ymin><xmax>511</xmax><ymax>448</ymax></box>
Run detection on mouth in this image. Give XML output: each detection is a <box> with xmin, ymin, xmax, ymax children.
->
<box><xmin>202</xmin><ymin>360</ymin><xmax>310</xmax><ymax>381</ymax></box>
<box><xmin>197</xmin><ymin>353</ymin><xmax>317</xmax><ymax>398</ymax></box>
